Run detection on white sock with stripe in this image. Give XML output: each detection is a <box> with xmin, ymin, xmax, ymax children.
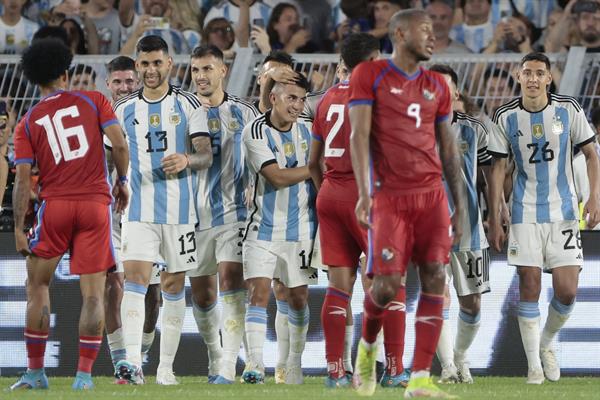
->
<box><xmin>158</xmin><ymin>289</ymin><xmax>186</xmax><ymax>372</ymax></box>
<box><xmin>121</xmin><ymin>281</ymin><xmax>147</xmax><ymax>367</ymax></box>
<box><xmin>219</xmin><ymin>289</ymin><xmax>247</xmax><ymax>380</ymax></box>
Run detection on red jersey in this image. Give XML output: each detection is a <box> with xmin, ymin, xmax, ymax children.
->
<box><xmin>312</xmin><ymin>81</ymin><xmax>357</xmax><ymax>199</ymax></box>
<box><xmin>348</xmin><ymin>59</ymin><xmax>451</xmax><ymax>194</ymax></box>
<box><xmin>14</xmin><ymin>90</ymin><xmax>118</xmax><ymax>204</ymax></box>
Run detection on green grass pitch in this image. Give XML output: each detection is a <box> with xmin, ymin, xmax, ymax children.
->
<box><xmin>2</xmin><ymin>376</ymin><xmax>600</xmax><ymax>399</ymax></box>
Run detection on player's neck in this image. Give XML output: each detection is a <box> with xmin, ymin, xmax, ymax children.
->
<box><xmin>1</xmin><ymin>11</ymin><xmax>21</xmax><ymax>25</ymax></box>
<box><xmin>40</xmin><ymin>84</ymin><xmax>65</xmax><ymax>97</ymax></box>
<box><xmin>521</xmin><ymin>93</ymin><xmax>549</xmax><ymax>113</ymax></box>
<box><xmin>143</xmin><ymin>82</ymin><xmax>170</xmax><ymax>101</ymax></box>
<box><xmin>201</xmin><ymin>89</ymin><xmax>225</xmax><ymax>107</ymax></box>
<box><xmin>390</xmin><ymin>53</ymin><xmax>419</xmax><ymax>76</ymax></box>
<box><xmin>269</xmin><ymin>111</ymin><xmax>293</xmax><ymax>132</ymax></box>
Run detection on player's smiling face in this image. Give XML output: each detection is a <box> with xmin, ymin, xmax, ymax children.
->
<box><xmin>191</xmin><ymin>55</ymin><xmax>226</xmax><ymax>98</ymax></box>
<box><xmin>270</xmin><ymin>83</ymin><xmax>306</xmax><ymax>126</ymax></box>
<box><xmin>136</xmin><ymin>50</ymin><xmax>172</xmax><ymax>90</ymax></box>
<box><xmin>518</xmin><ymin>60</ymin><xmax>551</xmax><ymax>99</ymax></box>
<box><xmin>107</xmin><ymin>70</ymin><xmax>138</xmax><ymax>101</ymax></box>
<box><xmin>405</xmin><ymin>16</ymin><xmax>435</xmax><ymax>61</ymax></box>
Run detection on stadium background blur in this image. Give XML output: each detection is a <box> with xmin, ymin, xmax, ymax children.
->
<box><xmin>0</xmin><ymin>0</ymin><xmax>599</xmax><ymax>378</ymax></box>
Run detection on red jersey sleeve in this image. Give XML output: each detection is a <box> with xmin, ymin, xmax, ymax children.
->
<box><xmin>13</xmin><ymin>118</ymin><xmax>34</xmax><ymax>165</ymax></box>
<box><xmin>312</xmin><ymin>101</ymin><xmax>324</xmax><ymax>142</ymax></box>
<box><xmin>92</xmin><ymin>91</ymin><xmax>119</xmax><ymax>130</ymax></box>
<box><xmin>349</xmin><ymin>62</ymin><xmax>377</xmax><ymax>107</ymax></box>
<box><xmin>432</xmin><ymin>72</ymin><xmax>452</xmax><ymax>123</ymax></box>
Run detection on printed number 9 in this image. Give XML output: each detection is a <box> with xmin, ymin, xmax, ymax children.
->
<box><xmin>407</xmin><ymin>103</ymin><xmax>421</xmax><ymax>128</ymax></box>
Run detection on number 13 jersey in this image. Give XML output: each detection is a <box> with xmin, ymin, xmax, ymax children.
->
<box><xmin>348</xmin><ymin>59</ymin><xmax>451</xmax><ymax>194</ymax></box>
<box><xmin>489</xmin><ymin>94</ymin><xmax>595</xmax><ymax>224</ymax></box>
<box><xmin>114</xmin><ymin>86</ymin><xmax>208</xmax><ymax>225</ymax></box>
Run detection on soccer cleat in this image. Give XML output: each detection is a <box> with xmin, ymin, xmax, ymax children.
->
<box><xmin>325</xmin><ymin>374</ymin><xmax>352</xmax><ymax>388</ymax></box>
<box><xmin>353</xmin><ymin>340</ymin><xmax>378</xmax><ymax>396</ymax></box>
<box><xmin>526</xmin><ymin>367</ymin><xmax>545</xmax><ymax>385</ymax></box>
<box><xmin>156</xmin><ymin>368</ymin><xmax>179</xmax><ymax>385</ymax></box>
<box><xmin>9</xmin><ymin>369</ymin><xmax>49</xmax><ymax>391</ymax></box>
<box><xmin>211</xmin><ymin>375</ymin><xmax>234</xmax><ymax>384</ymax></box>
<box><xmin>208</xmin><ymin>375</ymin><xmax>217</xmax><ymax>384</ymax></box>
<box><xmin>455</xmin><ymin>361</ymin><xmax>473</xmax><ymax>384</ymax></box>
<box><xmin>208</xmin><ymin>357</ymin><xmax>221</xmax><ymax>382</ymax></box>
<box><xmin>274</xmin><ymin>367</ymin><xmax>286</xmax><ymax>384</ymax></box>
<box><xmin>115</xmin><ymin>360</ymin><xmax>145</xmax><ymax>385</ymax></box>
<box><xmin>438</xmin><ymin>364</ymin><xmax>459</xmax><ymax>384</ymax></box>
<box><xmin>380</xmin><ymin>372</ymin><xmax>409</xmax><ymax>388</ymax></box>
<box><xmin>285</xmin><ymin>365</ymin><xmax>304</xmax><ymax>385</ymax></box>
<box><xmin>404</xmin><ymin>376</ymin><xmax>458</xmax><ymax>399</ymax></box>
<box><xmin>72</xmin><ymin>372</ymin><xmax>94</xmax><ymax>390</ymax></box>
<box><xmin>242</xmin><ymin>363</ymin><xmax>264</xmax><ymax>384</ymax></box>
<box><xmin>540</xmin><ymin>348</ymin><xmax>560</xmax><ymax>382</ymax></box>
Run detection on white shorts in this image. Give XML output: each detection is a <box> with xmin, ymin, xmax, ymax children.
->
<box><xmin>187</xmin><ymin>222</ymin><xmax>245</xmax><ymax>277</ymax></box>
<box><xmin>113</xmin><ymin>225</ymin><xmax>165</xmax><ymax>285</ymax></box>
<box><xmin>243</xmin><ymin>239</ymin><xmax>318</xmax><ymax>288</ymax></box>
<box><xmin>508</xmin><ymin>221</ymin><xmax>584</xmax><ymax>270</ymax></box>
<box><xmin>446</xmin><ymin>249</ymin><xmax>490</xmax><ymax>296</ymax></box>
<box><xmin>121</xmin><ymin>221</ymin><xmax>198</xmax><ymax>273</ymax></box>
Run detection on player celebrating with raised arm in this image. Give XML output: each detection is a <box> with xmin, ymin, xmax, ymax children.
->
<box><xmin>114</xmin><ymin>35</ymin><xmax>211</xmax><ymax>386</ymax></box>
<box><xmin>487</xmin><ymin>52</ymin><xmax>600</xmax><ymax>385</ymax></box>
<box><xmin>349</xmin><ymin>9</ymin><xmax>464</xmax><ymax>398</ymax></box>
<box><xmin>308</xmin><ymin>33</ymin><xmax>388</xmax><ymax>389</ymax></box>
<box><xmin>10</xmin><ymin>38</ymin><xmax>130</xmax><ymax>391</ymax></box>
<box><xmin>186</xmin><ymin>44</ymin><xmax>259</xmax><ymax>384</ymax></box>
<box><xmin>242</xmin><ymin>74</ymin><xmax>316</xmax><ymax>385</ymax></box>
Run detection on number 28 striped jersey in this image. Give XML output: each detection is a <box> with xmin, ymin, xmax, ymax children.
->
<box><xmin>114</xmin><ymin>86</ymin><xmax>208</xmax><ymax>225</ymax></box>
<box><xmin>488</xmin><ymin>94</ymin><xmax>595</xmax><ymax>224</ymax></box>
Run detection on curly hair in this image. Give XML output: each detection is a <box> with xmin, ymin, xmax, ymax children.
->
<box><xmin>21</xmin><ymin>38</ymin><xmax>73</xmax><ymax>86</ymax></box>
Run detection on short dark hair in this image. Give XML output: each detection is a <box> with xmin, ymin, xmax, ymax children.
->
<box><xmin>429</xmin><ymin>64</ymin><xmax>458</xmax><ymax>87</ymax></box>
<box><xmin>107</xmin><ymin>56</ymin><xmax>135</xmax><ymax>75</ymax></box>
<box><xmin>340</xmin><ymin>33</ymin><xmax>379</xmax><ymax>71</ymax></box>
<box><xmin>191</xmin><ymin>44</ymin><xmax>224</xmax><ymax>61</ymax></box>
<box><xmin>32</xmin><ymin>26</ymin><xmax>69</xmax><ymax>47</ymax></box>
<box><xmin>262</xmin><ymin>50</ymin><xmax>294</xmax><ymax>68</ymax></box>
<box><xmin>520</xmin><ymin>52</ymin><xmax>551</xmax><ymax>71</ymax></box>
<box><xmin>21</xmin><ymin>38</ymin><xmax>73</xmax><ymax>86</ymax></box>
<box><xmin>136</xmin><ymin>35</ymin><xmax>169</xmax><ymax>54</ymax></box>
<box><xmin>68</xmin><ymin>64</ymin><xmax>97</xmax><ymax>81</ymax></box>
<box><xmin>271</xmin><ymin>72</ymin><xmax>311</xmax><ymax>94</ymax></box>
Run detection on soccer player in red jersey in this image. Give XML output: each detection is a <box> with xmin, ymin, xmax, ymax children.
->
<box><xmin>349</xmin><ymin>10</ymin><xmax>464</xmax><ymax>398</ymax></box>
<box><xmin>10</xmin><ymin>38</ymin><xmax>130</xmax><ymax>391</ymax></box>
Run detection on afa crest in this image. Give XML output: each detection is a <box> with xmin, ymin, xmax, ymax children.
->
<box><xmin>301</xmin><ymin>140</ymin><xmax>308</xmax><ymax>152</ymax></box>
<box><xmin>208</xmin><ymin>118</ymin><xmax>221</xmax><ymax>133</ymax></box>
<box><xmin>459</xmin><ymin>141</ymin><xmax>469</xmax><ymax>154</ymax></box>
<box><xmin>283</xmin><ymin>142</ymin><xmax>295</xmax><ymax>157</ymax></box>
<box><xmin>169</xmin><ymin>113</ymin><xmax>181</xmax><ymax>125</ymax></box>
<box><xmin>532</xmin><ymin>124</ymin><xmax>544</xmax><ymax>139</ymax></box>
<box><xmin>229</xmin><ymin>120</ymin><xmax>240</xmax><ymax>131</ymax></box>
<box><xmin>149</xmin><ymin>114</ymin><xmax>161</xmax><ymax>127</ymax></box>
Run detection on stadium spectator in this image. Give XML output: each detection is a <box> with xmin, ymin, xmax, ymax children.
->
<box><xmin>333</xmin><ymin>0</ymin><xmax>371</xmax><ymax>50</ymax></box>
<box><xmin>370</xmin><ymin>0</ymin><xmax>408</xmax><ymax>53</ymax></box>
<box><xmin>60</xmin><ymin>17</ymin><xmax>99</xmax><ymax>54</ymax></box>
<box><xmin>31</xmin><ymin>25</ymin><xmax>69</xmax><ymax>45</ymax></box>
<box><xmin>266</xmin><ymin>2</ymin><xmax>317</xmax><ymax>53</ymax></box>
<box><xmin>546</xmin><ymin>0</ymin><xmax>600</xmax><ymax>53</ymax></box>
<box><xmin>489</xmin><ymin>0</ymin><xmax>558</xmax><ymax>29</ymax></box>
<box><xmin>204</xmin><ymin>0</ymin><xmax>271</xmax><ymax>27</ymax></box>
<box><xmin>292</xmin><ymin>0</ymin><xmax>334</xmax><ymax>52</ymax></box>
<box><xmin>0</xmin><ymin>100</ymin><xmax>9</xmax><ymax>214</ymax></box>
<box><xmin>68</xmin><ymin>64</ymin><xmax>97</xmax><ymax>90</ymax></box>
<box><xmin>82</xmin><ymin>0</ymin><xmax>122</xmax><ymax>54</ymax></box>
<box><xmin>427</xmin><ymin>0</ymin><xmax>472</xmax><ymax>54</ymax></box>
<box><xmin>202</xmin><ymin>17</ymin><xmax>237</xmax><ymax>58</ymax></box>
<box><xmin>254</xmin><ymin>50</ymin><xmax>297</xmax><ymax>113</ymax></box>
<box><xmin>480</xmin><ymin>68</ymin><xmax>516</xmax><ymax>122</ymax></box>
<box><xmin>169</xmin><ymin>0</ymin><xmax>203</xmax><ymax>50</ymax></box>
<box><xmin>451</xmin><ymin>0</ymin><xmax>496</xmax><ymax>53</ymax></box>
<box><xmin>483</xmin><ymin>13</ymin><xmax>535</xmax><ymax>53</ymax></box>
<box><xmin>0</xmin><ymin>0</ymin><xmax>40</xmax><ymax>54</ymax></box>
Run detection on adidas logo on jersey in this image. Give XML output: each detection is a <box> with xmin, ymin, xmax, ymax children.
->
<box><xmin>186</xmin><ymin>255</ymin><xmax>196</xmax><ymax>264</ymax></box>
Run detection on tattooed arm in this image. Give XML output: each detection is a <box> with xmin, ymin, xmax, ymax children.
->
<box><xmin>13</xmin><ymin>163</ymin><xmax>31</xmax><ymax>256</ymax></box>
<box><xmin>161</xmin><ymin>135</ymin><xmax>213</xmax><ymax>173</ymax></box>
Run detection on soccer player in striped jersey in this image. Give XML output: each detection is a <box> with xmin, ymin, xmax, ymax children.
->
<box><xmin>185</xmin><ymin>45</ymin><xmax>259</xmax><ymax>384</ymax></box>
<box><xmin>242</xmin><ymin>74</ymin><xmax>316</xmax><ymax>385</ymax></box>
<box><xmin>113</xmin><ymin>36</ymin><xmax>212</xmax><ymax>386</ymax></box>
<box><xmin>430</xmin><ymin>64</ymin><xmax>492</xmax><ymax>385</ymax></box>
<box><xmin>488</xmin><ymin>52</ymin><xmax>600</xmax><ymax>384</ymax></box>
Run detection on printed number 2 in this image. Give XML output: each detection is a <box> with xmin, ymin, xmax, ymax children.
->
<box><xmin>407</xmin><ymin>103</ymin><xmax>421</xmax><ymax>128</ymax></box>
<box><xmin>562</xmin><ymin>229</ymin><xmax>581</xmax><ymax>250</ymax></box>
<box><xmin>324</xmin><ymin>104</ymin><xmax>345</xmax><ymax>158</ymax></box>
<box><xmin>35</xmin><ymin>105</ymin><xmax>89</xmax><ymax>165</ymax></box>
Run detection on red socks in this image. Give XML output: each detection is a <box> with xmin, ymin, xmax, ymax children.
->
<box><xmin>77</xmin><ymin>336</ymin><xmax>103</xmax><ymax>374</ymax></box>
<box><xmin>383</xmin><ymin>285</ymin><xmax>406</xmax><ymax>376</ymax></box>
<box><xmin>361</xmin><ymin>290</ymin><xmax>386</xmax><ymax>344</ymax></box>
<box><xmin>322</xmin><ymin>287</ymin><xmax>350</xmax><ymax>379</ymax></box>
<box><xmin>25</xmin><ymin>328</ymin><xmax>48</xmax><ymax>370</ymax></box>
<box><xmin>412</xmin><ymin>292</ymin><xmax>444</xmax><ymax>372</ymax></box>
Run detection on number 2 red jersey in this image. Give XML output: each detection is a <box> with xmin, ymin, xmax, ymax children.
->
<box><xmin>349</xmin><ymin>59</ymin><xmax>452</xmax><ymax>194</ymax></box>
<box><xmin>13</xmin><ymin>90</ymin><xmax>119</xmax><ymax>204</ymax></box>
<box><xmin>312</xmin><ymin>81</ymin><xmax>357</xmax><ymax>199</ymax></box>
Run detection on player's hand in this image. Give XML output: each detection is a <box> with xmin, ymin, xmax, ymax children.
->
<box><xmin>267</xmin><ymin>66</ymin><xmax>298</xmax><ymax>85</ymax></box>
<box><xmin>162</xmin><ymin>153</ymin><xmax>189</xmax><ymax>174</ymax></box>
<box><xmin>487</xmin><ymin>218</ymin><xmax>506</xmax><ymax>252</ymax></box>
<box><xmin>112</xmin><ymin>182</ymin><xmax>130</xmax><ymax>214</ymax></box>
<box><xmin>584</xmin><ymin>195</ymin><xmax>600</xmax><ymax>228</ymax></box>
<box><xmin>451</xmin><ymin>211</ymin><xmax>463</xmax><ymax>246</ymax></box>
<box><xmin>355</xmin><ymin>195</ymin><xmax>372</xmax><ymax>229</ymax></box>
<box><xmin>15</xmin><ymin>230</ymin><xmax>31</xmax><ymax>257</ymax></box>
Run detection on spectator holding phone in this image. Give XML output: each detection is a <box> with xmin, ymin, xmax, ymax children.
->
<box><xmin>266</xmin><ymin>2</ymin><xmax>317</xmax><ymax>53</ymax></box>
<box><xmin>202</xmin><ymin>17</ymin><xmax>237</xmax><ymax>58</ymax></box>
<box><xmin>483</xmin><ymin>12</ymin><xmax>535</xmax><ymax>53</ymax></box>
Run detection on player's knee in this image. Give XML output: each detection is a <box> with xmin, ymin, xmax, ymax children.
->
<box><xmin>459</xmin><ymin>294</ymin><xmax>481</xmax><ymax>315</ymax></box>
<box><xmin>554</xmin><ymin>289</ymin><xmax>576</xmax><ymax>306</ymax></box>
<box><xmin>287</xmin><ymin>287</ymin><xmax>308</xmax><ymax>309</ymax></box>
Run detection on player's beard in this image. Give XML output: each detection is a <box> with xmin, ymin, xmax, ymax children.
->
<box><xmin>144</xmin><ymin>72</ymin><xmax>165</xmax><ymax>89</ymax></box>
<box><xmin>406</xmin><ymin>42</ymin><xmax>431</xmax><ymax>62</ymax></box>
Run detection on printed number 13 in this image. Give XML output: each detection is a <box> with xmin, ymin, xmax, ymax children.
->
<box><xmin>408</xmin><ymin>103</ymin><xmax>421</xmax><ymax>128</ymax></box>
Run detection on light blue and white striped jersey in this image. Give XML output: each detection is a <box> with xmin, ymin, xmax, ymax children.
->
<box><xmin>489</xmin><ymin>94</ymin><xmax>596</xmax><ymax>224</ymax></box>
<box><xmin>114</xmin><ymin>86</ymin><xmax>208</xmax><ymax>225</ymax></box>
<box><xmin>447</xmin><ymin>112</ymin><xmax>491</xmax><ymax>252</ymax></box>
<box><xmin>204</xmin><ymin>0</ymin><xmax>271</xmax><ymax>26</ymax></box>
<box><xmin>243</xmin><ymin>112</ymin><xmax>317</xmax><ymax>242</ymax></box>
<box><xmin>491</xmin><ymin>0</ymin><xmax>557</xmax><ymax>28</ymax></box>
<box><xmin>450</xmin><ymin>21</ymin><xmax>495</xmax><ymax>53</ymax></box>
<box><xmin>196</xmin><ymin>93</ymin><xmax>259</xmax><ymax>230</ymax></box>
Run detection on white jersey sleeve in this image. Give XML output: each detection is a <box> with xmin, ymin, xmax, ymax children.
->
<box><xmin>488</xmin><ymin>99</ymin><xmax>518</xmax><ymax>157</ymax></box>
<box><xmin>243</xmin><ymin>120</ymin><xmax>277</xmax><ymax>173</ymax></box>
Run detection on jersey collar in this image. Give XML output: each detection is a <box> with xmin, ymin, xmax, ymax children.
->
<box><xmin>518</xmin><ymin>93</ymin><xmax>552</xmax><ymax>113</ymax></box>
<box><xmin>138</xmin><ymin>84</ymin><xmax>173</xmax><ymax>104</ymax></box>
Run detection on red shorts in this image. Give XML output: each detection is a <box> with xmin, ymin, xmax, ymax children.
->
<box><xmin>317</xmin><ymin>182</ymin><xmax>367</xmax><ymax>268</ymax></box>
<box><xmin>29</xmin><ymin>199</ymin><xmax>115</xmax><ymax>275</ymax></box>
<box><xmin>367</xmin><ymin>188</ymin><xmax>451</xmax><ymax>277</ymax></box>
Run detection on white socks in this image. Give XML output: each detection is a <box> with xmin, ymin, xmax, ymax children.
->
<box><xmin>287</xmin><ymin>305</ymin><xmax>309</xmax><ymax>367</ymax></box>
<box><xmin>245</xmin><ymin>305</ymin><xmax>267</xmax><ymax>369</ymax></box>
<box><xmin>344</xmin><ymin>323</ymin><xmax>354</xmax><ymax>373</ymax></box>
<box><xmin>518</xmin><ymin>301</ymin><xmax>542</xmax><ymax>370</ymax></box>
<box><xmin>275</xmin><ymin>300</ymin><xmax>289</xmax><ymax>369</ymax></box>
<box><xmin>541</xmin><ymin>297</ymin><xmax>574</xmax><ymax>349</ymax></box>
<box><xmin>121</xmin><ymin>282</ymin><xmax>147</xmax><ymax>366</ymax></box>
<box><xmin>141</xmin><ymin>330</ymin><xmax>155</xmax><ymax>355</ymax></box>
<box><xmin>454</xmin><ymin>310</ymin><xmax>481</xmax><ymax>362</ymax></box>
<box><xmin>436</xmin><ymin>309</ymin><xmax>454</xmax><ymax>368</ymax></box>
<box><xmin>158</xmin><ymin>289</ymin><xmax>186</xmax><ymax>372</ymax></box>
<box><xmin>107</xmin><ymin>327</ymin><xmax>126</xmax><ymax>368</ymax></box>
<box><xmin>192</xmin><ymin>300</ymin><xmax>223</xmax><ymax>375</ymax></box>
<box><xmin>219</xmin><ymin>289</ymin><xmax>247</xmax><ymax>380</ymax></box>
